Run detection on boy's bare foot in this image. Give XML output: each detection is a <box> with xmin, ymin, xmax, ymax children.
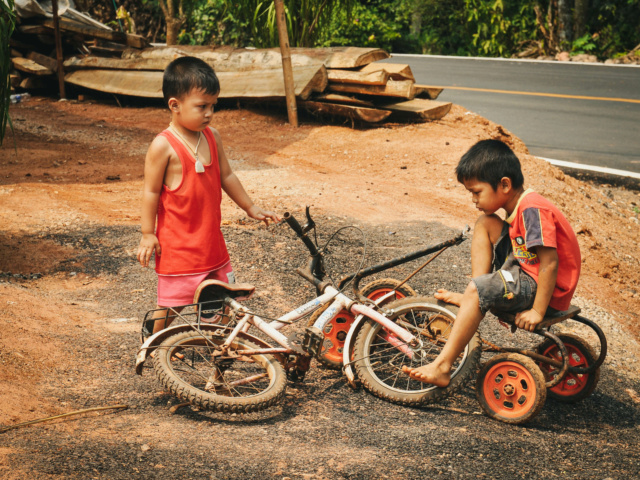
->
<box><xmin>434</xmin><ymin>289</ymin><xmax>463</xmax><ymax>307</ymax></box>
<box><xmin>401</xmin><ymin>363</ymin><xmax>451</xmax><ymax>387</ymax></box>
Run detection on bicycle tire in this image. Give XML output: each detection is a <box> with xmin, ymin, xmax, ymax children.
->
<box><xmin>153</xmin><ymin>330</ymin><xmax>287</xmax><ymax>413</ymax></box>
<box><xmin>353</xmin><ymin>296</ymin><xmax>481</xmax><ymax>406</ymax></box>
<box><xmin>536</xmin><ymin>333</ymin><xmax>600</xmax><ymax>403</ymax></box>
<box><xmin>307</xmin><ymin>278</ymin><xmax>416</xmax><ymax>370</ymax></box>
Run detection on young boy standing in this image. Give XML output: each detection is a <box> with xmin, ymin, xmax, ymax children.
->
<box><xmin>403</xmin><ymin>139</ymin><xmax>581</xmax><ymax>387</ymax></box>
<box><xmin>137</xmin><ymin>56</ymin><xmax>279</xmax><ymax>333</ymax></box>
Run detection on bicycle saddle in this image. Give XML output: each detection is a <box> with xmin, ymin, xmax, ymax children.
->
<box><xmin>194</xmin><ymin>279</ymin><xmax>255</xmax><ymax>304</ymax></box>
<box><xmin>492</xmin><ymin>305</ymin><xmax>581</xmax><ymax>331</ymax></box>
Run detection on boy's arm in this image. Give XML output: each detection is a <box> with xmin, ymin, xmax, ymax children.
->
<box><xmin>137</xmin><ymin>137</ymin><xmax>170</xmax><ymax>267</ymax></box>
<box><xmin>213</xmin><ymin>128</ymin><xmax>280</xmax><ymax>225</ymax></box>
<box><xmin>515</xmin><ymin>246</ymin><xmax>559</xmax><ymax>332</ymax></box>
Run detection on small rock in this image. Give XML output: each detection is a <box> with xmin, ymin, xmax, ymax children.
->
<box><xmin>555</xmin><ymin>51</ymin><xmax>570</xmax><ymax>62</ymax></box>
<box><xmin>571</xmin><ymin>54</ymin><xmax>599</xmax><ymax>63</ymax></box>
<box><xmin>141</xmin><ymin>444</ymin><xmax>151</xmax><ymax>452</ymax></box>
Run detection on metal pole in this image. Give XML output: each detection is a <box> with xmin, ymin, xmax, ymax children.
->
<box><xmin>51</xmin><ymin>0</ymin><xmax>66</xmax><ymax>99</ymax></box>
<box><xmin>273</xmin><ymin>0</ymin><xmax>298</xmax><ymax>127</ymax></box>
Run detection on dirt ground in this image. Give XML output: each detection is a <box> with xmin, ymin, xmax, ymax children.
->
<box><xmin>1</xmin><ymin>96</ymin><xmax>640</xmax><ymax>479</ymax></box>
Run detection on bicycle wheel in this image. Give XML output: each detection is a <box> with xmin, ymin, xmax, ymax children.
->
<box><xmin>476</xmin><ymin>353</ymin><xmax>547</xmax><ymax>424</ymax></box>
<box><xmin>353</xmin><ymin>296</ymin><xmax>481</xmax><ymax>406</ymax></box>
<box><xmin>536</xmin><ymin>334</ymin><xmax>600</xmax><ymax>403</ymax></box>
<box><xmin>308</xmin><ymin>278</ymin><xmax>416</xmax><ymax>370</ymax></box>
<box><xmin>153</xmin><ymin>330</ymin><xmax>287</xmax><ymax>413</ymax></box>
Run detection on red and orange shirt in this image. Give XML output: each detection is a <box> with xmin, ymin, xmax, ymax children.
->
<box><xmin>505</xmin><ymin>189</ymin><xmax>581</xmax><ymax>311</ymax></box>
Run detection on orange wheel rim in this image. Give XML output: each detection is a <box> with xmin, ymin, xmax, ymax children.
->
<box><xmin>482</xmin><ymin>361</ymin><xmax>540</xmax><ymax>419</ymax></box>
<box><xmin>319</xmin><ymin>310</ymin><xmax>354</xmax><ymax>364</ymax></box>
<box><xmin>541</xmin><ymin>343</ymin><xmax>590</xmax><ymax>397</ymax></box>
<box><xmin>367</xmin><ymin>288</ymin><xmax>406</xmax><ymax>302</ymax></box>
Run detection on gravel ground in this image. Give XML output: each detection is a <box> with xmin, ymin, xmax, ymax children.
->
<box><xmin>2</xmin><ymin>211</ymin><xmax>640</xmax><ymax>479</ymax></box>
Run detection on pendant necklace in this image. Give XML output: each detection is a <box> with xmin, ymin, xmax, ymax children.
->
<box><xmin>169</xmin><ymin>122</ymin><xmax>205</xmax><ymax>173</ymax></box>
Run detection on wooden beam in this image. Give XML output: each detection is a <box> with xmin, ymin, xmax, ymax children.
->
<box><xmin>327</xmin><ymin>69</ymin><xmax>389</xmax><ymax>85</ymax></box>
<box><xmin>27</xmin><ymin>51</ymin><xmax>58</xmax><ymax>72</ymax></box>
<box><xmin>311</xmin><ymin>93</ymin><xmax>375</xmax><ymax>108</ymax></box>
<box><xmin>121</xmin><ymin>45</ymin><xmax>388</xmax><ymax>70</ymax></box>
<box><xmin>42</xmin><ymin>19</ymin><xmax>148</xmax><ymax>49</ymax></box>
<box><xmin>380</xmin><ymin>99</ymin><xmax>452</xmax><ymax>121</ymax></box>
<box><xmin>413</xmin><ymin>84</ymin><xmax>443</xmax><ymax>100</ymax></box>
<box><xmin>328</xmin><ymin>79</ymin><xmax>415</xmax><ymax>99</ymax></box>
<box><xmin>274</xmin><ymin>0</ymin><xmax>298</xmax><ymax>127</ymax></box>
<box><xmin>301</xmin><ymin>101</ymin><xmax>391</xmax><ymax>123</ymax></box>
<box><xmin>64</xmin><ymin>65</ymin><xmax>327</xmax><ymax>100</ymax></box>
<box><xmin>51</xmin><ymin>0</ymin><xmax>66</xmax><ymax>98</ymax></box>
<box><xmin>11</xmin><ymin>57</ymin><xmax>53</xmax><ymax>76</ymax></box>
<box><xmin>359</xmin><ymin>63</ymin><xmax>415</xmax><ymax>81</ymax></box>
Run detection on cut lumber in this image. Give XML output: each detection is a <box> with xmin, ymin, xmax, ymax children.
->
<box><xmin>380</xmin><ymin>99</ymin><xmax>452</xmax><ymax>121</ymax></box>
<box><xmin>10</xmin><ymin>73</ymin><xmax>22</xmax><ymax>88</ymax></box>
<box><xmin>27</xmin><ymin>51</ymin><xmax>58</xmax><ymax>72</ymax></box>
<box><xmin>42</xmin><ymin>19</ymin><xmax>148</xmax><ymax>49</ymax></box>
<box><xmin>64</xmin><ymin>64</ymin><xmax>327</xmax><ymax>100</ymax></box>
<box><xmin>328</xmin><ymin>79</ymin><xmax>415</xmax><ymax>99</ymax></box>
<box><xmin>20</xmin><ymin>76</ymin><xmax>51</xmax><ymax>89</ymax></box>
<box><xmin>10</xmin><ymin>48</ymin><xmax>23</xmax><ymax>57</ymax></box>
<box><xmin>311</xmin><ymin>93</ymin><xmax>375</xmax><ymax>108</ymax></box>
<box><xmin>11</xmin><ymin>57</ymin><xmax>53</xmax><ymax>76</ymax></box>
<box><xmin>301</xmin><ymin>101</ymin><xmax>391</xmax><ymax>123</ymax></box>
<box><xmin>359</xmin><ymin>63</ymin><xmax>415</xmax><ymax>81</ymax></box>
<box><xmin>413</xmin><ymin>84</ymin><xmax>443</xmax><ymax>100</ymax></box>
<box><xmin>121</xmin><ymin>46</ymin><xmax>388</xmax><ymax>70</ymax></box>
<box><xmin>327</xmin><ymin>69</ymin><xmax>389</xmax><ymax>85</ymax></box>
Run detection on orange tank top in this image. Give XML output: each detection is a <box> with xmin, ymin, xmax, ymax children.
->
<box><xmin>154</xmin><ymin>127</ymin><xmax>229</xmax><ymax>275</ymax></box>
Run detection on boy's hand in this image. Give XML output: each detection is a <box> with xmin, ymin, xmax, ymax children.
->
<box><xmin>514</xmin><ymin>308</ymin><xmax>544</xmax><ymax>332</ymax></box>
<box><xmin>137</xmin><ymin>233</ymin><xmax>161</xmax><ymax>267</ymax></box>
<box><xmin>247</xmin><ymin>205</ymin><xmax>281</xmax><ymax>226</ymax></box>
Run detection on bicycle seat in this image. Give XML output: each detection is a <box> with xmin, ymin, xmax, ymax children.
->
<box><xmin>491</xmin><ymin>305</ymin><xmax>581</xmax><ymax>331</ymax></box>
<box><xmin>194</xmin><ymin>280</ymin><xmax>255</xmax><ymax>304</ymax></box>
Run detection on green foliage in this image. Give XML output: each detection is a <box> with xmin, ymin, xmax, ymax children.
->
<box><xmin>1</xmin><ymin>0</ymin><xmax>16</xmax><ymax>147</ymax></box>
<box><xmin>571</xmin><ymin>34</ymin><xmax>597</xmax><ymax>54</ymax></box>
<box><xmin>179</xmin><ymin>0</ymin><xmax>353</xmax><ymax>47</ymax></box>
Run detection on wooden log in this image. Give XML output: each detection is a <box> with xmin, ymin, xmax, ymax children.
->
<box><xmin>10</xmin><ymin>73</ymin><xmax>22</xmax><ymax>88</ymax></box>
<box><xmin>327</xmin><ymin>69</ymin><xmax>389</xmax><ymax>86</ymax></box>
<box><xmin>359</xmin><ymin>63</ymin><xmax>415</xmax><ymax>81</ymax></box>
<box><xmin>20</xmin><ymin>76</ymin><xmax>51</xmax><ymax>89</ymax></box>
<box><xmin>413</xmin><ymin>84</ymin><xmax>443</xmax><ymax>100</ymax></box>
<box><xmin>27</xmin><ymin>51</ymin><xmax>58</xmax><ymax>72</ymax></box>
<box><xmin>10</xmin><ymin>48</ymin><xmax>23</xmax><ymax>57</ymax></box>
<box><xmin>17</xmin><ymin>25</ymin><xmax>52</xmax><ymax>35</ymax></box>
<box><xmin>64</xmin><ymin>64</ymin><xmax>327</xmax><ymax>100</ymax></box>
<box><xmin>311</xmin><ymin>93</ymin><xmax>374</xmax><ymax>108</ymax></box>
<box><xmin>328</xmin><ymin>79</ymin><xmax>415</xmax><ymax>99</ymax></box>
<box><xmin>121</xmin><ymin>45</ymin><xmax>389</xmax><ymax>70</ymax></box>
<box><xmin>301</xmin><ymin>101</ymin><xmax>391</xmax><ymax>123</ymax></box>
<box><xmin>380</xmin><ymin>99</ymin><xmax>452</xmax><ymax>121</ymax></box>
<box><xmin>11</xmin><ymin>57</ymin><xmax>53</xmax><ymax>76</ymax></box>
<box><xmin>42</xmin><ymin>19</ymin><xmax>148</xmax><ymax>49</ymax></box>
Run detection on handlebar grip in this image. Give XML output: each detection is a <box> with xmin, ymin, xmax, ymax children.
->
<box><xmin>283</xmin><ymin>212</ymin><xmax>304</xmax><ymax>236</ymax></box>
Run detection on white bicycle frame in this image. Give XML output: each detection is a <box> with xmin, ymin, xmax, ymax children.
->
<box><xmin>220</xmin><ymin>284</ymin><xmax>417</xmax><ymax>357</ymax></box>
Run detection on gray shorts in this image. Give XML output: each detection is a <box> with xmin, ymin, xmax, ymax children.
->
<box><xmin>472</xmin><ymin>223</ymin><xmax>537</xmax><ymax>315</ymax></box>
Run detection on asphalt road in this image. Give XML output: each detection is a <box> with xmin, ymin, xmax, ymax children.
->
<box><xmin>388</xmin><ymin>55</ymin><xmax>640</xmax><ymax>175</ymax></box>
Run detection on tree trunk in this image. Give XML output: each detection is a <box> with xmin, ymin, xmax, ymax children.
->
<box><xmin>574</xmin><ymin>0</ymin><xmax>589</xmax><ymax>38</ymax></box>
<box><xmin>557</xmin><ymin>0</ymin><xmax>573</xmax><ymax>49</ymax></box>
<box><xmin>165</xmin><ymin>17</ymin><xmax>181</xmax><ymax>45</ymax></box>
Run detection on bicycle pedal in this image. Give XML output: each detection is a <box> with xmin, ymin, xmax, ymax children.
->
<box><xmin>302</xmin><ymin>326</ymin><xmax>324</xmax><ymax>357</ymax></box>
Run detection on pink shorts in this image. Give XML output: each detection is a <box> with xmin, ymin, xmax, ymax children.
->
<box><xmin>157</xmin><ymin>262</ymin><xmax>235</xmax><ymax>307</ymax></box>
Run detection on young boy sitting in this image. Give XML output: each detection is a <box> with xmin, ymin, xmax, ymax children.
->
<box><xmin>403</xmin><ymin>139</ymin><xmax>581</xmax><ymax>387</ymax></box>
<box><xmin>137</xmin><ymin>56</ymin><xmax>279</xmax><ymax>334</ymax></box>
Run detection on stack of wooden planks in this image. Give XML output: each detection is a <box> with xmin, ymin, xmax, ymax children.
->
<box><xmin>10</xmin><ymin>13</ymin><xmax>450</xmax><ymax>124</ymax></box>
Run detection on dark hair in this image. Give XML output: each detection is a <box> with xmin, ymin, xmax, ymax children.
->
<box><xmin>455</xmin><ymin>139</ymin><xmax>524</xmax><ymax>190</ymax></box>
<box><xmin>162</xmin><ymin>56</ymin><xmax>220</xmax><ymax>107</ymax></box>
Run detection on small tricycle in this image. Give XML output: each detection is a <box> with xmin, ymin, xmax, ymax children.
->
<box><xmin>475</xmin><ymin>306</ymin><xmax>607</xmax><ymax>424</ymax></box>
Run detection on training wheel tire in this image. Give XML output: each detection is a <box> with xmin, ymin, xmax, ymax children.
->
<box><xmin>536</xmin><ymin>333</ymin><xmax>600</xmax><ymax>403</ymax></box>
<box><xmin>476</xmin><ymin>353</ymin><xmax>547</xmax><ymax>425</ymax></box>
<box><xmin>307</xmin><ymin>278</ymin><xmax>416</xmax><ymax>369</ymax></box>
